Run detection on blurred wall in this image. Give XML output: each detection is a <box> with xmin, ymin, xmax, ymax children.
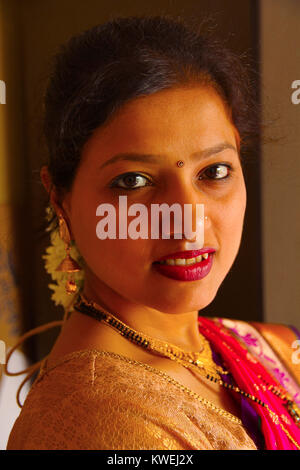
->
<box><xmin>0</xmin><ymin>0</ymin><xmax>32</xmax><ymax>450</ymax></box>
<box><xmin>2</xmin><ymin>0</ymin><xmax>262</xmax><ymax>362</ymax></box>
<box><xmin>0</xmin><ymin>0</ymin><xmax>25</xmax><ymax>349</ymax></box>
<box><xmin>260</xmin><ymin>0</ymin><xmax>300</xmax><ymax>328</ymax></box>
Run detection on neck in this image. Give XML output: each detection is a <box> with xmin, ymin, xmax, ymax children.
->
<box><xmin>82</xmin><ymin>275</ymin><xmax>204</xmax><ymax>352</ymax></box>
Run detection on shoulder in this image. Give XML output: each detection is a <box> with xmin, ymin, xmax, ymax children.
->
<box><xmin>5</xmin><ymin>350</ymin><xmax>189</xmax><ymax>450</ymax></box>
<box><xmin>6</xmin><ymin>348</ymin><xmax>255</xmax><ymax>450</ymax></box>
<box><xmin>217</xmin><ymin>318</ymin><xmax>300</xmax><ymax>385</ymax></box>
<box><xmin>250</xmin><ymin>321</ymin><xmax>300</xmax><ymax>384</ymax></box>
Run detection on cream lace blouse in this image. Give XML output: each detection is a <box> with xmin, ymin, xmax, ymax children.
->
<box><xmin>6</xmin><ymin>349</ymin><xmax>256</xmax><ymax>450</ymax></box>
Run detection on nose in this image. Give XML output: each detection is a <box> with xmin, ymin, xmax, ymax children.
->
<box><xmin>154</xmin><ymin>179</ymin><xmax>210</xmax><ymax>246</ymax></box>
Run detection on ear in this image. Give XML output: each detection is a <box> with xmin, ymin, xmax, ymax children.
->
<box><xmin>40</xmin><ymin>165</ymin><xmax>52</xmax><ymax>193</ymax></box>
<box><xmin>40</xmin><ymin>165</ymin><xmax>59</xmax><ymax>213</ymax></box>
<box><xmin>40</xmin><ymin>165</ymin><xmax>67</xmax><ymax>218</ymax></box>
<box><xmin>40</xmin><ymin>165</ymin><xmax>74</xmax><ymax>237</ymax></box>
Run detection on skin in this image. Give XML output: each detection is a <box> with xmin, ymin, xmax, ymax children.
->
<box><xmin>41</xmin><ymin>85</ymin><xmax>247</xmax><ymax>417</ymax></box>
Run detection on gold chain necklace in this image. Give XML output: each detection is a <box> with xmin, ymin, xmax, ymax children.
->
<box><xmin>73</xmin><ymin>294</ymin><xmax>300</xmax><ymax>450</ymax></box>
<box><xmin>75</xmin><ymin>294</ymin><xmax>228</xmax><ymax>379</ymax></box>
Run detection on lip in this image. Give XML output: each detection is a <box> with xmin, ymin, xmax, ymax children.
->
<box><xmin>154</xmin><ymin>247</ymin><xmax>216</xmax><ymax>262</ymax></box>
<box><xmin>152</xmin><ymin>248</ymin><xmax>215</xmax><ymax>282</ymax></box>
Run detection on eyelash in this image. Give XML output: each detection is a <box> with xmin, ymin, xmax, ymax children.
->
<box><xmin>109</xmin><ymin>163</ymin><xmax>234</xmax><ymax>190</ymax></box>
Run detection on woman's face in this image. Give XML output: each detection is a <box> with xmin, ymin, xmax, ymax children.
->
<box><xmin>61</xmin><ymin>86</ymin><xmax>246</xmax><ymax>314</ymax></box>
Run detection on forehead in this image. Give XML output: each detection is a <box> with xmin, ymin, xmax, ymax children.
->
<box><xmin>82</xmin><ymin>86</ymin><xmax>238</xmax><ymax>159</ymax></box>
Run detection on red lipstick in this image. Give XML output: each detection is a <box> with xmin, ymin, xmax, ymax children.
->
<box><xmin>155</xmin><ymin>248</ymin><xmax>216</xmax><ymax>262</ymax></box>
<box><xmin>153</xmin><ymin>248</ymin><xmax>216</xmax><ymax>281</ymax></box>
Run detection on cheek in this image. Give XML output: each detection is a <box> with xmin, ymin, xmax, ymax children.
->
<box><xmin>219</xmin><ymin>184</ymin><xmax>246</xmax><ymax>258</ymax></box>
<box><xmin>69</xmin><ymin>189</ymin><xmax>151</xmax><ymax>284</ymax></box>
<box><xmin>84</xmin><ymin>238</ymin><xmax>153</xmax><ymax>299</ymax></box>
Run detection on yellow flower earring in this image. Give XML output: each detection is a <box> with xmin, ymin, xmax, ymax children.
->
<box><xmin>56</xmin><ymin>215</ymin><xmax>82</xmax><ymax>294</ymax></box>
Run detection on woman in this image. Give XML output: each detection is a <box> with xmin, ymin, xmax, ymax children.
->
<box><xmin>5</xmin><ymin>15</ymin><xmax>300</xmax><ymax>450</ymax></box>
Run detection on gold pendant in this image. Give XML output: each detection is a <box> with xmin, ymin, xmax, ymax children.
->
<box><xmin>66</xmin><ymin>278</ymin><xmax>77</xmax><ymax>294</ymax></box>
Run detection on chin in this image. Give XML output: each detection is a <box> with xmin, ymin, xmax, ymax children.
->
<box><xmin>142</xmin><ymin>285</ymin><xmax>219</xmax><ymax>314</ymax></box>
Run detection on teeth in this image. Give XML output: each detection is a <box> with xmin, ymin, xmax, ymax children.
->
<box><xmin>158</xmin><ymin>253</ymin><xmax>210</xmax><ymax>266</ymax></box>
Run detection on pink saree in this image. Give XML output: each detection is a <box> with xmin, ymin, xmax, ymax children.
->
<box><xmin>198</xmin><ymin>317</ymin><xmax>300</xmax><ymax>450</ymax></box>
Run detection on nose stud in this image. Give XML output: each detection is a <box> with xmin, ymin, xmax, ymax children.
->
<box><xmin>176</xmin><ymin>160</ymin><xmax>184</xmax><ymax>167</ymax></box>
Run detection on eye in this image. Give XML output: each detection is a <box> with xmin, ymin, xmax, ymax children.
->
<box><xmin>109</xmin><ymin>172</ymin><xmax>152</xmax><ymax>190</ymax></box>
<box><xmin>199</xmin><ymin>163</ymin><xmax>232</xmax><ymax>181</ymax></box>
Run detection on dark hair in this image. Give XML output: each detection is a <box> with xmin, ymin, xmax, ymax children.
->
<box><xmin>43</xmin><ymin>15</ymin><xmax>259</xmax><ymax>231</ymax></box>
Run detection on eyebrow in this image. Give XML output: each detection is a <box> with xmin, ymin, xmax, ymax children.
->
<box><xmin>99</xmin><ymin>142</ymin><xmax>238</xmax><ymax>170</ymax></box>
